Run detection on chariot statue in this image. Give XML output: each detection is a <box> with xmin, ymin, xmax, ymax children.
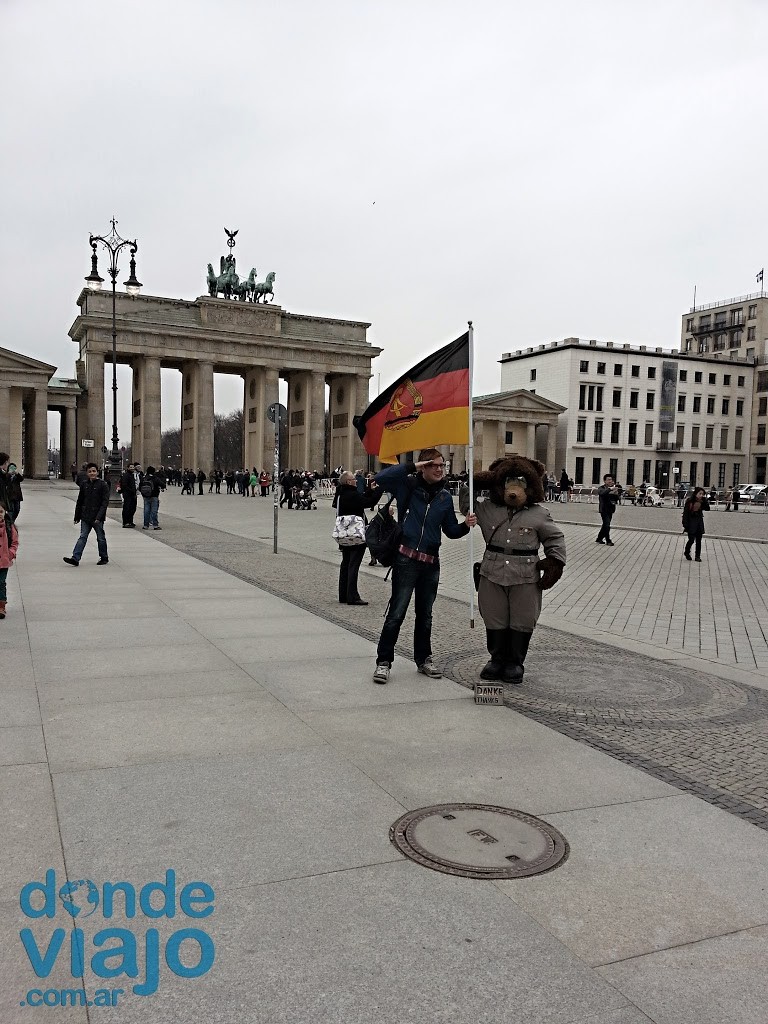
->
<box><xmin>205</xmin><ymin>229</ymin><xmax>276</xmax><ymax>303</ymax></box>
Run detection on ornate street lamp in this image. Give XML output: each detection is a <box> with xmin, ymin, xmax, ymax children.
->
<box><xmin>84</xmin><ymin>218</ymin><xmax>142</xmax><ymax>501</ymax></box>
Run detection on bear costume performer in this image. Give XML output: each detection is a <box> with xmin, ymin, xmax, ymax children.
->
<box><xmin>460</xmin><ymin>456</ymin><xmax>566</xmax><ymax>684</ymax></box>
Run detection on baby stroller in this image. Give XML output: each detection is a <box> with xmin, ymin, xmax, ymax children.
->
<box><xmin>294</xmin><ymin>483</ymin><xmax>317</xmax><ymax>510</ymax></box>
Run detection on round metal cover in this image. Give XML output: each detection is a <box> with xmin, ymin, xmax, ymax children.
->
<box><xmin>390</xmin><ymin>803</ymin><xmax>568</xmax><ymax>879</ymax></box>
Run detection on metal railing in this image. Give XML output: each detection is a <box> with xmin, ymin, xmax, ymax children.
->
<box><xmin>690</xmin><ymin>291</ymin><xmax>764</xmax><ymax>313</ymax></box>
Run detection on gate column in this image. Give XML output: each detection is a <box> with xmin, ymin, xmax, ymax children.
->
<box><xmin>0</xmin><ymin>386</ymin><xmax>10</xmax><ymax>455</ymax></box>
<box><xmin>244</xmin><ymin>367</ymin><xmax>265</xmax><ymax>472</ymax></box>
<box><xmin>181</xmin><ymin>360</ymin><xmax>214</xmax><ymax>472</ymax></box>
<box><xmin>84</xmin><ymin>351</ymin><xmax>105</xmax><ymax>457</ymax></box>
<box><xmin>262</xmin><ymin>367</ymin><xmax>279</xmax><ymax>473</ymax></box>
<box><xmin>286</xmin><ymin>371</ymin><xmax>310</xmax><ymax>470</ymax></box>
<box><xmin>309</xmin><ymin>371</ymin><xmax>327</xmax><ymax>472</ymax></box>
<box><xmin>132</xmin><ymin>355</ymin><xmax>162</xmax><ymax>468</ymax></box>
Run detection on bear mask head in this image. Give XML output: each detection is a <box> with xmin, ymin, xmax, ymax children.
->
<box><xmin>474</xmin><ymin>455</ymin><xmax>546</xmax><ymax>510</ymax></box>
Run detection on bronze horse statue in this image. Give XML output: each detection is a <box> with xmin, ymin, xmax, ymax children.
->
<box><xmin>252</xmin><ymin>271</ymin><xmax>276</xmax><ymax>304</ymax></box>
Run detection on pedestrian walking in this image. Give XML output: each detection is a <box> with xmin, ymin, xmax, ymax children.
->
<box><xmin>676</xmin><ymin>483</ymin><xmax>686</xmax><ymax>507</ymax></box>
<box><xmin>63</xmin><ymin>463</ymin><xmax>110</xmax><ymax>566</ymax></box>
<box><xmin>197</xmin><ymin>469</ymin><xmax>206</xmax><ymax>495</ymax></box>
<box><xmin>733</xmin><ymin>486</ymin><xmax>741</xmax><ymax>512</ymax></box>
<box><xmin>335</xmin><ymin>471</ymin><xmax>381</xmax><ymax>605</ymax></box>
<box><xmin>0</xmin><ymin>501</ymin><xmax>19</xmax><ymax>619</ymax></box>
<box><xmin>723</xmin><ymin>488</ymin><xmax>733</xmax><ymax>511</ymax></box>
<box><xmin>140</xmin><ymin>466</ymin><xmax>165</xmax><ymax>530</ymax></box>
<box><xmin>596</xmin><ymin>474</ymin><xmax>619</xmax><ymax>545</ymax></box>
<box><xmin>4</xmin><ymin>462</ymin><xmax>24</xmax><ymax>522</ymax></box>
<box><xmin>682</xmin><ymin>487</ymin><xmax>709</xmax><ymax>562</ymax></box>
<box><xmin>371</xmin><ymin>450</ymin><xmax>476</xmax><ymax>684</ymax></box>
<box><xmin>120</xmin><ymin>462</ymin><xmax>138</xmax><ymax>528</ymax></box>
<box><xmin>558</xmin><ymin>469</ymin><xmax>571</xmax><ymax>503</ymax></box>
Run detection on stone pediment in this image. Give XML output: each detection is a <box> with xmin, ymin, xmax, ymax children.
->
<box><xmin>0</xmin><ymin>345</ymin><xmax>57</xmax><ymax>377</ymax></box>
<box><xmin>475</xmin><ymin>389</ymin><xmax>565</xmax><ymax>415</ymax></box>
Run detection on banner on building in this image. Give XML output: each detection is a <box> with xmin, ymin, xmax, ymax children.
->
<box><xmin>659</xmin><ymin>360</ymin><xmax>678</xmax><ymax>434</ymax></box>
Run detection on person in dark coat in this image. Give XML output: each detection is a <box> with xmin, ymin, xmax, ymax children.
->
<box><xmin>63</xmin><ymin>463</ymin><xmax>110</xmax><ymax>566</ymax></box>
<box><xmin>4</xmin><ymin>462</ymin><xmax>23</xmax><ymax>522</ymax></box>
<box><xmin>336</xmin><ymin>472</ymin><xmax>382</xmax><ymax>605</ymax></box>
<box><xmin>596</xmin><ymin>474</ymin><xmax>620</xmax><ymax>545</ymax></box>
<box><xmin>682</xmin><ymin>487</ymin><xmax>709</xmax><ymax>561</ymax></box>
<box><xmin>120</xmin><ymin>462</ymin><xmax>138</xmax><ymax>528</ymax></box>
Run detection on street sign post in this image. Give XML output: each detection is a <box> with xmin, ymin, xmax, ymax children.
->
<box><xmin>267</xmin><ymin>403</ymin><xmax>287</xmax><ymax>554</ymax></box>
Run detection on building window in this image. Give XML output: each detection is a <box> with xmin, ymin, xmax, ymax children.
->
<box><xmin>644</xmin><ymin>423</ymin><xmax>653</xmax><ymax>446</ymax></box>
<box><xmin>580</xmin><ymin>360</ymin><xmax>589</xmax><ymax>373</ymax></box>
<box><xmin>759</xmin><ymin>397</ymin><xmax>767</xmax><ymax>416</ymax></box>
<box><xmin>597</xmin><ymin>362</ymin><xmax>606</xmax><ymax>374</ymax></box>
<box><xmin>699</xmin><ymin>315</ymin><xmax>711</xmax><ymax>329</ymax></box>
<box><xmin>707</xmin><ymin>396</ymin><xmax>715</xmax><ymax>415</ymax></box>
<box><xmin>612</xmin><ymin>388</ymin><xmax>622</xmax><ymax>408</ymax></box>
<box><xmin>614</xmin><ymin>364</ymin><xmax>623</xmax><ymax>376</ymax></box>
<box><xmin>715</xmin><ymin>314</ymin><xmax>726</xmax><ymax>330</ymax></box>
<box><xmin>737</xmin><ymin>375</ymin><xmax>745</xmax><ymax>387</ymax></box>
<box><xmin>579</xmin><ymin>384</ymin><xmax>587</xmax><ymax>410</ymax></box>
<box><xmin>731</xmin><ymin>309</ymin><xmax>744</xmax><ymax>326</ymax></box>
<box><xmin>505</xmin><ymin>430</ymin><xmax>514</xmax><ymax>444</ymax></box>
<box><xmin>691</xmin><ymin>426</ymin><xmax>700</xmax><ymax>447</ymax></box>
<box><xmin>609</xmin><ymin>458</ymin><xmax>618</xmax><ymax>479</ymax></box>
<box><xmin>594</xmin><ymin>420</ymin><xmax>604</xmax><ymax>444</ymax></box>
<box><xmin>575</xmin><ymin>457</ymin><xmax>584</xmax><ymax>485</ymax></box>
<box><xmin>597</xmin><ymin>386</ymin><xmax>604</xmax><ymax>411</ymax></box>
<box><xmin>628</xmin><ymin>422</ymin><xmax>637</xmax><ymax>445</ymax></box>
<box><xmin>732</xmin><ymin>464</ymin><xmax>740</xmax><ymax>487</ymax></box>
<box><xmin>588</xmin><ymin>385</ymin><xmax>595</xmax><ymax>410</ymax></box>
<box><xmin>722</xmin><ymin>398</ymin><xmax>729</xmax><ymax>415</ymax></box>
<box><xmin>646</xmin><ymin>392</ymin><xmax>655</xmax><ymax>410</ymax></box>
<box><xmin>686</xmin><ymin>318</ymin><xmax>694</xmax><ymax>331</ymax></box>
<box><xmin>718</xmin><ymin>463</ymin><xmax>726</xmax><ymax>488</ymax></box>
<box><xmin>720</xmin><ymin>428</ymin><xmax>728</xmax><ymax>450</ymax></box>
<box><xmin>748</xmin><ymin>326</ymin><xmax>756</xmax><ymax>341</ymax></box>
<box><xmin>592</xmin><ymin>458</ymin><xmax>602</xmax><ymax>485</ymax></box>
<box><xmin>690</xmin><ymin>462</ymin><xmax>698</xmax><ymax>484</ymax></box>
<box><xmin>693</xmin><ymin>396</ymin><xmax>701</xmax><ymax>413</ymax></box>
<box><xmin>576</xmin><ymin>419</ymin><xmax>586</xmax><ymax>443</ymax></box>
<box><xmin>694</xmin><ymin>371</ymin><xmax>703</xmax><ymax>383</ymax></box>
<box><xmin>703</xmin><ymin>462</ymin><xmax>711</xmax><ymax>486</ymax></box>
<box><xmin>723</xmin><ymin>374</ymin><xmax>731</xmax><ymax>386</ymax></box>
<box><xmin>529</xmin><ymin>368</ymin><xmax>537</xmax><ymax>381</ymax></box>
<box><xmin>705</xmin><ymin>427</ymin><xmax>714</xmax><ymax>449</ymax></box>
<box><xmin>730</xmin><ymin>330</ymin><xmax>742</xmax><ymax>348</ymax></box>
<box><xmin>713</xmin><ymin>333</ymin><xmax>726</xmax><ymax>351</ymax></box>
<box><xmin>626</xmin><ymin>459</ymin><xmax>635</xmax><ymax>484</ymax></box>
<box><xmin>748</xmin><ymin>304</ymin><xmax>757</xmax><ymax>318</ymax></box>
<box><xmin>685</xmin><ymin>338</ymin><xmax>692</xmax><ymax>352</ymax></box>
<box><xmin>735</xmin><ymin>428</ymin><xmax>742</xmax><ymax>450</ymax></box>
<box><xmin>630</xmin><ymin>391</ymin><xmax>639</xmax><ymax>409</ymax></box>
<box><xmin>631</xmin><ymin>365</ymin><xmax>640</xmax><ymax>377</ymax></box>
<box><xmin>677</xmin><ymin>395</ymin><xmax>686</xmax><ymax>412</ymax></box>
<box><xmin>642</xmin><ymin>459</ymin><xmax>651</xmax><ymax>483</ymax></box>
<box><xmin>758</xmin><ymin>424</ymin><xmax>766</xmax><ymax>445</ymax></box>
<box><xmin>708</xmin><ymin>373</ymin><xmax>716</xmax><ymax>385</ymax></box>
<box><xmin>676</xmin><ymin>425</ymin><xmax>685</xmax><ymax>448</ymax></box>
<box><xmin>679</xmin><ymin>369</ymin><xmax>688</xmax><ymax>382</ymax></box>
<box><xmin>610</xmin><ymin>421</ymin><xmax>620</xmax><ymax>444</ymax></box>
<box><xmin>758</xmin><ymin>371</ymin><xmax>768</xmax><ymax>392</ymax></box>
<box><xmin>648</xmin><ymin>367</ymin><xmax>656</xmax><ymax>379</ymax></box>
<box><xmin>736</xmin><ymin>399</ymin><xmax>744</xmax><ymax>416</ymax></box>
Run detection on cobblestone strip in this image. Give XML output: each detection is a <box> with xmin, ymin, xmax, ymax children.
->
<box><xmin>140</xmin><ymin>511</ymin><xmax>768</xmax><ymax>833</ymax></box>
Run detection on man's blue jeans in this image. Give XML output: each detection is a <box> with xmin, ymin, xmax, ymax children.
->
<box><xmin>72</xmin><ymin>520</ymin><xmax>107</xmax><ymax>563</ymax></box>
<box><xmin>376</xmin><ymin>553</ymin><xmax>440</xmax><ymax>666</ymax></box>
<box><xmin>143</xmin><ymin>497</ymin><xmax>159</xmax><ymax>528</ymax></box>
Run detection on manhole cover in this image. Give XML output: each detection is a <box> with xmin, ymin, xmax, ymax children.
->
<box><xmin>390</xmin><ymin>803</ymin><xmax>568</xmax><ymax>879</ymax></box>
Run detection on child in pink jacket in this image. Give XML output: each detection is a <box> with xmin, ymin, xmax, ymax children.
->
<box><xmin>0</xmin><ymin>502</ymin><xmax>19</xmax><ymax>619</ymax></box>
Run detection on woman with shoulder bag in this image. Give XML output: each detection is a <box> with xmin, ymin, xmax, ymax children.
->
<box><xmin>682</xmin><ymin>486</ymin><xmax>709</xmax><ymax>562</ymax></box>
<box><xmin>334</xmin><ymin>471</ymin><xmax>381</xmax><ymax>605</ymax></box>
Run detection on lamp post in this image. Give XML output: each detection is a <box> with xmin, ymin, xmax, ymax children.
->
<box><xmin>84</xmin><ymin>218</ymin><xmax>142</xmax><ymax>503</ymax></box>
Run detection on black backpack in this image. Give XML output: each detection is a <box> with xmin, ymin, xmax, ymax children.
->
<box><xmin>365</xmin><ymin>483</ymin><xmax>414</xmax><ymax>567</ymax></box>
<box><xmin>139</xmin><ymin>478</ymin><xmax>154</xmax><ymax>499</ymax></box>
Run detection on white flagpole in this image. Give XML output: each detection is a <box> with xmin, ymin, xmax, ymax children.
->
<box><xmin>467</xmin><ymin>321</ymin><xmax>475</xmax><ymax>628</ymax></box>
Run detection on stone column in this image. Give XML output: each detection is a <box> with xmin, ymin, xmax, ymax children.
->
<box><xmin>197</xmin><ymin>361</ymin><xmax>214</xmax><ymax>473</ymax></box>
<box><xmin>63</xmin><ymin>405</ymin><xmax>77</xmax><ymax>476</ymax></box>
<box><xmin>27</xmin><ymin>388</ymin><xmax>49</xmax><ymax>478</ymax></box>
<box><xmin>141</xmin><ymin>356</ymin><xmax>162</xmax><ymax>469</ymax></box>
<box><xmin>497</xmin><ymin>420</ymin><xmax>507</xmax><ymax>456</ymax></box>
<box><xmin>545</xmin><ymin>422</ymin><xmax>557</xmax><ymax>473</ymax></box>
<box><xmin>354</xmin><ymin>374</ymin><xmax>370</xmax><ymax>468</ymax></box>
<box><xmin>0</xmin><ymin>386</ymin><xmax>10</xmax><ymax>456</ymax></box>
<box><xmin>85</xmin><ymin>350</ymin><xmax>105</xmax><ymax>457</ymax></box>
<box><xmin>480</xmin><ymin>419</ymin><xmax>498</xmax><ymax>468</ymax></box>
<box><xmin>526</xmin><ymin>422</ymin><xmax>537</xmax><ymax>459</ymax></box>
<box><xmin>262</xmin><ymin>367</ymin><xmax>280</xmax><ymax>473</ymax></box>
<box><xmin>309</xmin><ymin>371</ymin><xmax>326</xmax><ymax>472</ymax></box>
<box><xmin>9</xmin><ymin>390</ymin><xmax>23</xmax><ymax>467</ymax></box>
<box><xmin>286</xmin><ymin>371</ymin><xmax>310</xmax><ymax>470</ymax></box>
<box><xmin>244</xmin><ymin>368</ymin><xmax>265</xmax><ymax>472</ymax></box>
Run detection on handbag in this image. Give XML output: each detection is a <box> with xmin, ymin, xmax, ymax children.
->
<box><xmin>333</xmin><ymin>514</ymin><xmax>366</xmax><ymax>546</ymax></box>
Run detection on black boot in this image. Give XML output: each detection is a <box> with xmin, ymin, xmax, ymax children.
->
<box><xmin>480</xmin><ymin>629</ymin><xmax>506</xmax><ymax>680</ymax></box>
<box><xmin>502</xmin><ymin>630</ymin><xmax>532</xmax><ymax>684</ymax></box>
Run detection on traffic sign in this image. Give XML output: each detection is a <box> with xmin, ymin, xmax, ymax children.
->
<box><xmin>267</xmin><ymin>402</ymin><xmax>287</xmax><ymax>424</ymax></box>
<box><xmin>81</xmin><ymin>439</ymin><xmax>94</xmax><ymax>448</ymax></box>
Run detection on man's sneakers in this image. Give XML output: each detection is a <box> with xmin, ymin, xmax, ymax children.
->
<box><xmin>417</xmin><ymin>657</ymin><xmax>442</xmax><ymax>679</ymax></box>
<box><xmin>97</xmin><ymin>558</ymin><xmax>109</xmax><ymax>565</ymax></box>
<box><xmin>373</xmin><ymin>662</ymin><xmax>390</xmax><ymax>685</ymax></box>
<box><xmin>62</xmin><ymin>557</ymin><xmax>79</xmax><ymax>566</ymax></box>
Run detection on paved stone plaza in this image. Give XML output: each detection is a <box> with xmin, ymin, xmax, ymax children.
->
<box><xmin>1</xmin><ymin>482</ymin><xmax>767</xmax><ymax>1022</ymax></box>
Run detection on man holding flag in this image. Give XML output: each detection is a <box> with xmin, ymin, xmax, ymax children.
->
<box><xmin>354</xmin><ymin>331</ymin><xmax>477</xmax><ymax>685</ymax></box>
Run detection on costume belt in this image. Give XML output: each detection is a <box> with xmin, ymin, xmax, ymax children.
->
<box><xmin>487</xmin><ymin>545</ymin><xmax>539</xmax><ymax>555</ymax></box>
<box><xmin>398</xmin><ymin>544</ymin><xmax>437</xmax><ymax>564</ymax></box>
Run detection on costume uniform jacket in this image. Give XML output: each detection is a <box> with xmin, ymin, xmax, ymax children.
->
<box><xmin>475</xmin><ymin>500</ymin><xmax>566</xmax><ymax>632</ymax></box>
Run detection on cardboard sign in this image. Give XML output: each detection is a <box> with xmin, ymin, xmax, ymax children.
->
<box><xmin>474</xmin><ymin>684</ymin><xmax>504</xmax><ymax>706</ymax></box>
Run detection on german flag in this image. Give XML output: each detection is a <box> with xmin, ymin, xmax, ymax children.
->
<box><xmin>355</xmin><ymin>332</ymin><xmax>470</xmax><ymax>463</ymax></box>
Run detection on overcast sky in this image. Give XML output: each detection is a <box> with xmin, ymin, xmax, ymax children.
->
<box><xmin>2</xmin><ymin>0</ymin><xmax>767</xmax><ymax>441</ymax></box>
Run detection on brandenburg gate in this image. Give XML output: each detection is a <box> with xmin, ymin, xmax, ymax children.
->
<box><xmin>68</xmin><ymin>252</ymin><xmax>381</xmax><ymax>472</ymax></box>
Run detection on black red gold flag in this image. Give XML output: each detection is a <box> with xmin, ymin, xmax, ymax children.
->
<box><xmin>354</xmin><ymin>332</ymin><xmax>470</xmax><ymax>462</ymax></box>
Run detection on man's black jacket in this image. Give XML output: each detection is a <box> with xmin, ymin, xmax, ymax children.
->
<box><xmin>75</xmin><ymin>479</ymin><xmax>110</xmax><ymax>524</ymax></box>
